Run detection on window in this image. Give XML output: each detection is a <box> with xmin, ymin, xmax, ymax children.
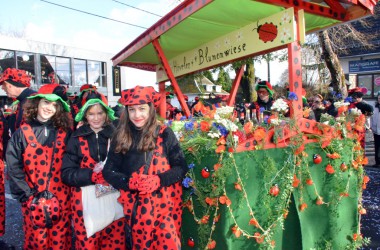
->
<box><xmin>73</xmin><ymin>59</ymin><xmax>87</xmax><ymax>87</ymax></box>
<box><xmin>374</xmin><ymin>74</ymin><xmax>380</xmax><ymax>96</ymax></box>
<box><xmin>88</xmin><ymin>60</ymin><xmax>100</xmax><ymax>86</ymax></box>
<box><xmin>16</xmin><ymin>51</ymin><xmax>35</xmax><ymax>85</ymax></box>
<box><xmin>358</xmin><ymin>75</ymin><xmax>372</xmax><ymax>98</ymax></box>
<box><xmin>41</xmin><ymin>55</ymin><xmax>56</xmax><ymax>83</ymax></box>
<box><xmin>56</xmin><ymin>57</ymin><xmax>71</xmax><ymax>85</ymax></box>
<box><xmin>0</xmin><ymin>49</ymin><xmax>15</xmax><ymax>73</ymax></box>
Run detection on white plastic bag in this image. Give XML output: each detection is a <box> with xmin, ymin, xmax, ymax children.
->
<box><xmin>81</xmin><ymin>185</ymin><xmax>124</xmax><ymax>238</ymax></box>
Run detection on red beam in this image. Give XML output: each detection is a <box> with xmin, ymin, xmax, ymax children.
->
<box><xmin>324</xmin><ymin>0</ymin><xmax>347</xmax><ymax>13</ymax></box>
<box><xmin>158</xmin><ymin>82</ymin><xmax>166</xmax><ymax>118</ymax></box>
<box><xmin>112</xmin><ymin>0</ymin><xmax>214</xmax><ymax>66</ymax></box>
<box><xmin>152</xmin><ymin>39</ymin><xmax>191</xmax><ymax>118</ymax></box>
<box><xmin>118</xmin><ymin>62</ymin><xmax>157</xmax><ymax>72</ymax></box>
<box><xmin>255</xmin><ymin>0</ymin><xmax>348</xmax><ymax>21</ymax></box>
<box><xmin>227</xmin><ymin>66</ymin><xmax>245</xmax><ymax>107</ymax></box>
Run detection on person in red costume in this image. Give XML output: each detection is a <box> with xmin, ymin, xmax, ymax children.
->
<box><xmin>6</xmin><ymin>84</ymin><xmax>73</xmax><ymax>250</ymax></box>
<box><xmin>248</xmin><ymin>80</ymin><xmax>275</xmax><ymax>121</ymax></box>
<box><xmin>0</xmin><ymin>68</ymin><xmax>36</xmax><ymax>134</ymax></box>
<box><xmin>348</xmin><ymin>87</ymin><xmax>374</xmax><ymax>149</ymax></box>
<box><xmin>165</xmin><ymin>92</ymin><xmax>180</xmax><ymax>120</ymax></box>
<box><xmin>62</xmin><ymin>97</ymin><xmax>126</xmax><ymax>249</ymax></box>
<box><xmin>103</xmin><ymin>85</ymin><xmax>188</xmax><ymax>250</ymax></box>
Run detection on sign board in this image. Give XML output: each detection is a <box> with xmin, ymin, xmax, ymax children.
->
<box><xmin>156</xmin><ymin>8</ymin><xmax>296</xmax><ymax>82</ymax></box>
<box><xmin>349</xmin><ymin>58</ymin><xmax>380</xmax><ymax>73</ymax></box>
<box><xmin>112</xmin><ymin>66</ymin><xmax>121</xmax><ymax>96</ymax></box>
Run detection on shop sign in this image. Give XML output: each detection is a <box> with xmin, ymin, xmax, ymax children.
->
<box><xmin>349</xmin><ymin>58</ymin><xmax>380</xmax><ymax>73</ymax></box>
<box><xmin>157</xmin><ymin>8</ymin><xmax>298</xmax><ymax>82</ymax></box>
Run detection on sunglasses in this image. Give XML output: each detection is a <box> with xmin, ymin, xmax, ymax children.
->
<box><xmin>257</xmin><ymin>90</ymin><xmax>269</xmax><ymax>95</ymax></box>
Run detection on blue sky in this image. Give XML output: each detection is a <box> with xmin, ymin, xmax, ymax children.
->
<box><xmin>0</xmin><ymin>0</ymin><xmax>285</xmax><ymax>85</ymax></box>
<box><xmin>0</xmin><ymin>0</ymin><xmax>180</xmax><ymax>53</ymax></box>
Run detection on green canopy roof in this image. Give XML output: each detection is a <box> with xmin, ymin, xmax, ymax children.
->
<box><xmin>112</xmin><ymin>0</ymin><xmax>378</xmax><ymax>74</ymax></box>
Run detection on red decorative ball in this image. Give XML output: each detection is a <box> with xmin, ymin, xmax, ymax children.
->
<box><xmin>313</xmin><ymin>154</ymin><xmax>322</xmax><ymax>164</ymax></box>
<box><xmin>269</xmin><ymin>185</ymin><xmax>280</xmax><ymax>197</ymax></box>
<box><xmin>201</xmin><ymin>167</ymin><xmax>210</xmax><ymax>178</ymax></box>
<box><xmin>340</xmin><ymin>163</ymin><xmax>348</xmax><ymax>172</ymax></box>
<box><xmin>187</xmin><ymin>237</ymin><xmax>195</xmax><ymax>247</ymax></box>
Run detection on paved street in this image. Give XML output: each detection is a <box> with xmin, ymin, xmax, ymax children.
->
<box><xmin>0</xmin><ymin>132</ymin><xmax>379</xmax><ymax>249</ymax></box>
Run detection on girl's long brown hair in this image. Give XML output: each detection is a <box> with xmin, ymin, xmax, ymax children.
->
<box><xmin>114</xmin><ymin>102</ymin><xmax>159</xmax><ymax>154</ymax></box>
<box><xmin>23</xmin><ymin>98</ymin><xmax>73</xmax><ymax>131</ymax></box>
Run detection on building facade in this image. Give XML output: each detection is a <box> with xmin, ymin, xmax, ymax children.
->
<box><xmin>0</xmin><ymin>34</ymin><xmax>127</xmax><ymax>107</ymax></box>
<box><xmin>339</xmin><ymin>6</ymin><xmax>380</xmax><ymax>100</ymax></box>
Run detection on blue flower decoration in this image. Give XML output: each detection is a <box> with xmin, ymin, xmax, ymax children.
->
<box><xmin>288</xmin><ymin>92</ymin><xmax>298</xmax><ymax>101</ymax></box>
<box><xmin>188</xmin><ymin>163</ymin><xmax>195</xmax><ymax>169</ymax></box>
<box><xmin>259</xmin><ymin>107</ymin><xmax>265</xmax><ymax>113</ymax></box>
<box><xmin>182</xmin><ymin>177</ymin><xmax>193</xmax><ymax>188</ymax></box>
<box><xmin>217</xmin><ymin>124</ymin><xmax>229</xmax><ymax>137</ymax></box>
<box><xmin>336</xmin><ymin>93</ymin><xmax>342</xmax><ymax>99</ymax></box>
<box><xmin>344</xmin><ymin>96</ymin><xmax>353</xmax><ymax>103</ymax></box>
<box><xmin>184</xmin><ymin>121</ymin><xmax>194</xmax><ymax>131</ymax></box>
<box><xmin>263</xmin><ymin>115</ymin><xmax>269</xmax><ymax>124</ymax></box>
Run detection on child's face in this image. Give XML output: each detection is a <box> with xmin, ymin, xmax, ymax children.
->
<box><xmin>37</xmin><ymin>99</ymin><xmax>57</xmax><ymax>122</ymax></box>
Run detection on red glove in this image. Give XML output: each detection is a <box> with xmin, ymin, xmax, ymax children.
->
<box><xmin>91</xmin><ymin>171</ymin><xmax>106</xmax><ymax>184</ymax></box>
<box><xmin>128</xmin><ymin>172</ymin><xmax>141</xmax><ymax>190</ymax></box>
<box><xmin>138</xmin><ymin>175</ymin><xmax>160</xmax><ymax>194</ymax></box>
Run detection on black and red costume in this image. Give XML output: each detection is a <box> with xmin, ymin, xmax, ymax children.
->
<box><xmin>103</xmin><ymin>125</ymin><xmax>188</xmax><ymax>250</ymax></box>
<box><xmin>248</xmin><ymin>97</ymin><xmax>274</xmax><ymax>120</ymax></box>
<box><xmin>62</xmin><ymin>123</ymin><xmax>126</xmax><ymax>249</ymax></box>
<box><xmin>6</xmin><ymin>120</ymin><xmax>72</xmax><ymax>249</ymax></box>
<box><xmin>0</xmin><ymin>118</ymin><xmax>5</xmax><ymax>236</ymax></box>
<box><xmin>10</xmin><ymin>88</ymin><xmax>36</xmax><ymax>134</ymax></box>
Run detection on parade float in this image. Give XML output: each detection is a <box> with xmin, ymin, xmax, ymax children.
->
<box><xmin>111</xmin><ymin>0</ymin><xmax>378</xmax><ymax>248</ymax></box>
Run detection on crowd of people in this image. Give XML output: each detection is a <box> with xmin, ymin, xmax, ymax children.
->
<box><xmin>0</xmin><ymin>68</ymin><xmax>187</xmax><ymax>250</ymax></box>
<box><xmin>0</xmin><ymin>67</ymin><xmax>378</xmax><ymax>249</ymax></box>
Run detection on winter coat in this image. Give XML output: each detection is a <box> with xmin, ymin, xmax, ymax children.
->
<box><xmin>6</xmin><ymin>119</ymin><xmax>71</xmax><ymax>203</ymax></box>
<box><xmin>249</xmin><ymin>97</ymin><xmax>274</xmax><ymax>120</ymax></box>
<box><xmin>61</xmin><ymin>123</ymin><xmax>115</xmax><ymax>187</ymax></box>
<box><xmin>103</xmin><ymin>125</ymin><xmax>187</xmax><ymax>190</ymax></box>
<box><xmin>103</xmin><ymin>125</ymin><xmax>188</xmax><ymax>250</ymax></box>
<box><xmin>371</xmin><ymin>103</ymin><xmax>380</xmax><ymax>135</ymax></box>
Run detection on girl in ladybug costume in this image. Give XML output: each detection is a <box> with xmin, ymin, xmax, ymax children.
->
<box><xmin>62</xmin><ymin>98</ymin><xmax>126</xmax><ymax>249</ymax></box>
<box><xmin>6</xmin><ymin>84</ymin><xmax>73</xmax><ymax>250</ymax></box>
<box><xmin>103</xmin><ymin>86</ymin><xmax>188</xmax><ymax>250</ymax></box>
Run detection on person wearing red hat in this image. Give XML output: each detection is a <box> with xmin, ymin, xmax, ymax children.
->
<box><xmin>165</xmin><ymin>91</ymin><xmax>180</xmax><ymax>120</ymax></box>
<box><xmin>6</xmin><ymin>84</ymin><xmax>73</xmax><ymax>249</ymax></box>
<box><xmin>190</xmin><ymin>96</ymin><xmax>202</xmax><ymax>117</ymax></box>
<box><xmin>348</xmin><ymin>87</ymin><xmax>373</xmax><ymax>149</ymax></box>
<box><xmin>249</xmin><ymin>80</ymin><xmax>275</xmax><ymax>121</ymax></box>
<box><xmin>70</xmin><ymin>84</ymin><xmax>98</xmax><ymax>117</ymax></box>
<box><xmin>0</xmin><ymin>109</ymin><xmax>5</xmax><ymax>236</ymax></box>
<box><xmin>348</xmin><ymin>87</ymin><xmax>373</xmax><ymax>117</ymax></box>
<box><xmin>103</xmin><ymin>85</ymin><xmax>188</xmax><ymax>250</ymax></box>
<box><xmin>71</xmin><ymin>88</ymin><xmax>107</xmax><ymax>129</ymax></box>
<box><xmin>0</xmin><ymin>68</ymin><xmax>36</xmax><ymax>236</ymax></box>
<box><xmin>0</xmin><ymin>68</ymin><xmax>36</xmax><ymax>133</ymax></box>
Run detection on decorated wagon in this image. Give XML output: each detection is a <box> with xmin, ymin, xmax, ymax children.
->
<box><xmin>111</xmin><ymin>0</ymin><xmax>378</xmax><ymax>249</ymax></box>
